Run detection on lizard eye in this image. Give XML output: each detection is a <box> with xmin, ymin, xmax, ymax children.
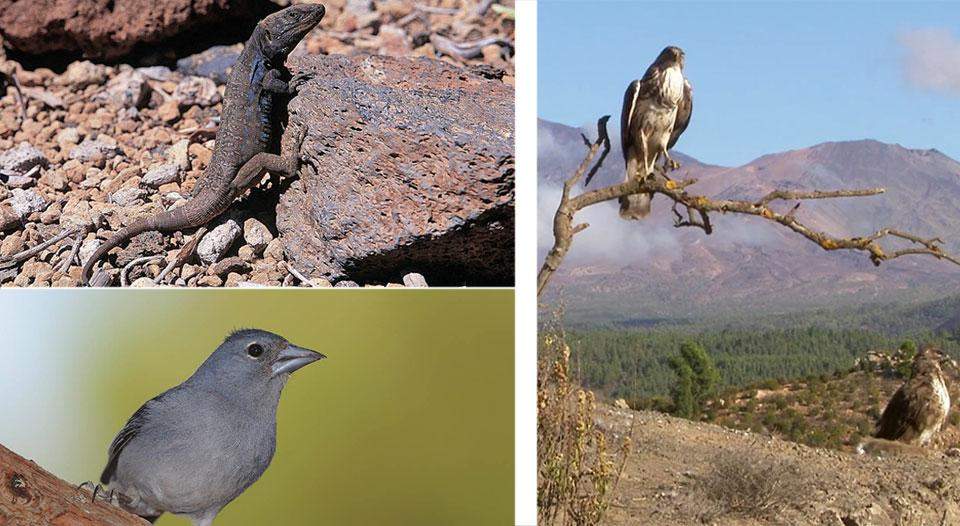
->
<box><xmin>247</xmin><ymin>343</ymin><xmax>264</xmax><ymax>358</ymax></box>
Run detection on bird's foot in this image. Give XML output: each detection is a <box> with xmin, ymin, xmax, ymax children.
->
<box><xmin>78</xmin><ymin>481</ymin><xmax>125</xmax><ymax>507</ymax></box>
<box><xmin>667</xmin><ymin>158</ymin><xmax>681</xmax><ymax>171</ymax></box>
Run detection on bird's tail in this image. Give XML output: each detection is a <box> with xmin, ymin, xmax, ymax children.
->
<box><xmin>619</xmin><ymin>156</ymin><xmax>652</xmax><ymax>220</ymax></box>
<box><xmin>619</xmin><ymin>193</ymin><xmax>652</xmax><ymax>219</ymax></box>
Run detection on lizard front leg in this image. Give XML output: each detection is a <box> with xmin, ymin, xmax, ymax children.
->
<box><xmin>262</xmin><ymin>68</ymin><xmax>290</xmax><ymax>94</ymax></box>
<box><xmin>230</xmin><ymin>127</ymin><xmax>305</xmax><ymax>191</ymax></box>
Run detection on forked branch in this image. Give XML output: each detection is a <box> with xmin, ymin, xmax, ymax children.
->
<box><xmin>537</xmin><ymin>116</ymin><xmax>960</xmax><ymax>297</ymax></box>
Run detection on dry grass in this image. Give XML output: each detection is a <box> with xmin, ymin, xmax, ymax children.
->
<box><xmin>694</xmin><ymin>450</ymin><xmax>808</xmax><ymax>521</ymax></box>
<box><xmin>537</xmin><ymin>311</ymin><xmax>631</xmax><ymax>526</ymax></box>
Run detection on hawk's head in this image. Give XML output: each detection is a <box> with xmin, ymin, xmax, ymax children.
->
<box><xmin>913</xmin><ymin>346</ymin><xmax>950</xmax><ymax>377</ymax></box>
<box><xmin>655</xmin><ymin>46</ymin><xmax>686</xmax><ymax>69</ymax></box>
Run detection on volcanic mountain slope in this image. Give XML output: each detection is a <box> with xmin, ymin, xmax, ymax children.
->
<box><xmin>538</xmin><ymin>119</ymin><xmax>960</xmax><ymax>324</ymax></box>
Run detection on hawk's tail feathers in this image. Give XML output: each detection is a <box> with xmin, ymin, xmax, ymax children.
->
<box><xmin>619</xmin><ymin>193</ymin><xmax>652</xmax><ymax>220</ymax></box>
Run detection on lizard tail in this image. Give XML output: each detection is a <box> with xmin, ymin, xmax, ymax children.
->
<box><xmin>80</xmin><ymin>194</ymin><xmax>221</xmax><ymax>286</ymax></box>
<box><xmin>81</xmin><ymin>220</ymin><xmax>156</xmax><ymax>286</ymax></box>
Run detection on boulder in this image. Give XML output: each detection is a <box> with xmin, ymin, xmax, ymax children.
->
<box><xmin>176</xmin><ymin>44</ymin><xmax>243</xmax><ymax>85</ymax></box>
<box><xmin>277</xmin><ymin>54</ymin><xmax>514</xmax><ymax>286</ymax></box>
<box><xmin>0</xmin><ymin>0</ymin><xmax>273</xmax><ymax>61</ymax></box>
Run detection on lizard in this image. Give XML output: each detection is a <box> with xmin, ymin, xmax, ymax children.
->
<box><xmin>81</xmin><ymin>3</ymin><xmax>325</xmax><ymax>286</ymax></box>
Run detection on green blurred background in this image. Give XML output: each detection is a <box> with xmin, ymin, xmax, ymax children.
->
<box><xmin>0</xmin><ymin>290</ymin><xmax>513</xmax><ymax>525</ymax></box>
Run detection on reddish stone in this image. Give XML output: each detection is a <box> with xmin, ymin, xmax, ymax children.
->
<box><xmin>277</xmin><ymin>54</ymin><xmax>514</xmax><ymax>286</ymax></box>
<box><xmin>0</xmin><ymin>0</ymin><xmax>271</xmax><ymax>61</ymax></box>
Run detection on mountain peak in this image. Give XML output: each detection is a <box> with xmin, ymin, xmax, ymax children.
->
<box><xmin>538</xmin><ymin>117</ymin><xmax>960</xmax><ymax>322</ymax></box>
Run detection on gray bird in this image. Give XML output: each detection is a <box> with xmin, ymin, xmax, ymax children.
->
<box><xmin>98</xmin><ymin>329</ymin><xmax>325</xmax><ymax>525</ymax></box>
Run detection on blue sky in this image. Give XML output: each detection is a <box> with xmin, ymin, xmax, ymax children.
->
<box><xmin>539</xmin><ymin>2</ymin><xmax>960</xmax><ymax>166</ymax></box>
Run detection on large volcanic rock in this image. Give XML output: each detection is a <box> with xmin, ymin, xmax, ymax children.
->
<box><xmin>278</xmin><ymin>54</ymin><xmax>514</xmax><ymax>286</ymax></box>
<box><xmin>0</xmin><ymin>0</ymin><xmax>271</xmax><ymax>61</ymax></box>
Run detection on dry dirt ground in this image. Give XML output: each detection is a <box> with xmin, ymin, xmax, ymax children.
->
<box><xmin>599</xmin><ymin>405</ymin><xmax>960</xmax><ymax>526</ymax></box>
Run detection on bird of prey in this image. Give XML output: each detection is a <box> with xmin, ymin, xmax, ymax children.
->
<box><xmin>875</xmin><ymin>346</ymin><xmax>951</xmax><ymax>446</ymax></box>
<box><xmin>97</xmin><ymin>329</ymin><xmax>325</xmax><ymax>525</ymax></box>
<box><xmin>619</xmin><ymin>45</ymin><xmax>693</xmax><ymax>220</ymax></box>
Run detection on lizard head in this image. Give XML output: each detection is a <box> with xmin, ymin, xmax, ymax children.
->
<box><xmin>257</xmin><ymin>4</ymin><xmax>326</xmax><ymax>62</ymax></box>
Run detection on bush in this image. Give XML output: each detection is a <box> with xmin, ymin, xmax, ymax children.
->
<box><xmin>694</xmin><ymin>451</ymin><xmax>807</xmax><ymax>521</ymax></box>
<box><xmin>538</xmin><ymin>312</ymin><xmax>631</xmax><ymax>526</ymax></box>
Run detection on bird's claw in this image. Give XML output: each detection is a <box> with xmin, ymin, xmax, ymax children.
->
<box><xmin>79</xmin><ymin>481</ymin><xmax>125</xmax><ymax>507</ymax></box>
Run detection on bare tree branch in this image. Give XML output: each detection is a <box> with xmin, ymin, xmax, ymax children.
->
<box><xmin>0</xmin><ymin>443</ymin><xmax>147</xmax><ymax>525</ymax></box>
<box><xmin>537</xmin><ymin>115</ymin><xmax>960</xmax><ymax>297</ymax></box>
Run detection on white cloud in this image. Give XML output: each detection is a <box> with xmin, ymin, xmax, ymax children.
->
<box><xmin>537</xmin><ymin>182</ymin><xmax>683</xmax><ymax>266</ymax></box>
<box><xmin>899</xmin><ymin>28</ymin><xmax>960</xmax><ymax>95</ymax></box>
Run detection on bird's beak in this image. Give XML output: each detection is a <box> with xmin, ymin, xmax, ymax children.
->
<box><xmin>272</xmin><ymin>345</ymin><xmax>325</xmax><ymax>377</ymax></box>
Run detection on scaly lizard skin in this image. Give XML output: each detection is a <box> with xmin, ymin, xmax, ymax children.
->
<box><xmin>81</xmin><ymin>4</ymin><xmax>325</xmax><ymax>286</ymax></box>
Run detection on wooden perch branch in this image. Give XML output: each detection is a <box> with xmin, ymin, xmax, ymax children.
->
<box><xmin>537</xmin><ymin>116</ymin><xmax>960</xmax><ymax>297</ymax></box>
<box><xmin>0</xmin><ymin>443</ymin><xmax>147</xmax><ymax>525</ymax></box>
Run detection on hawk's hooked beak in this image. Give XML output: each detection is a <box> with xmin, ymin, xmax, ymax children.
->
<box><xmin>272</xmin><ymin>345</ymin><xmax>325</xmax><ymax>377</ymax></box>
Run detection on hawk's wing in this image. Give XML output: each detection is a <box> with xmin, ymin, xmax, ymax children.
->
<box><xmin>875</xmin><ymin>385</ymin><xmax>911</xmax><ymax>440</ymax></box>
<box><xmin>620</xmin><ymin>66</ymin><xmax>664</xmax><ymax>160</ymax></box>
<box><xmin>667</xmin><ymin>79</ymin><xmax>693</xmax><ymax>151</ymax></box>
<box><xmin>876</xmin><ymin>380</ymin><xmax>939</xmax><ymax>442</ymax></box>
<box><xmin>620</xmin><ymin>80</ymin><xmax>640</xmax><ymax>161</ymax></box>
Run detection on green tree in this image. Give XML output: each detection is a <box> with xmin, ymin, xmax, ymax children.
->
<box><xmin>668</xmin><ymin>355</ymin><xmax>695</xmax><ymax>418</ymax></box>
<box><xmin>681</xmin><ymin>341</ymin><xmax>721</xmax><ymax>408</ymax></box>
<box><xmin>668</xmin><ymin>341</ymin><xmax>720</xmax><ymax>419</ymax></box>
<box><xmin>897</xmin><ymin>340</ymin><xmax>917</xmax><ymax>378</ymax></box>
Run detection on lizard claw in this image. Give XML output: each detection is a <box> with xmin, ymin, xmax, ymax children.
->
<box><xmin>290</xmin><ymin>71</ymin><xmax>315</xmax><ymax>93</ymax></box>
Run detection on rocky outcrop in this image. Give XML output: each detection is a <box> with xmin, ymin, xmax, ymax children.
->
<box><xmin>278</xmin><ymin>54</ymin><xmax>514</xmax><ymax>286</ymax></box>
<box><xmin>0</xmin><ymin>0</ymin><xmax>272</xmax><ymax>61</ymax></box>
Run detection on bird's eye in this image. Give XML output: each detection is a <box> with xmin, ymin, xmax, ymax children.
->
<box><xmin>247</xmin><ymin>343</ymin><xmax>264</xmax><ymax>358</ymax></box>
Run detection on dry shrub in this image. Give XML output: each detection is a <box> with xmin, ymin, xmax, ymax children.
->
<box><xmin>695</xmin><ymin>451</ymin><xmax>807</xmax><ymax>521</ymax></box>
<box><xmin>537</xmin><ymin>311</ymin><xmax>631</xmax><ymax>526</ymax></box>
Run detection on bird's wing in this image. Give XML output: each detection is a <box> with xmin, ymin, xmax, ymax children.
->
<box><xmin>875</xmin><ymin>386</ymin><xmax>911</xmax><ymax>440</ymax></box>
<box><xmin>100</xmin><ymin>393</ymin><xmax>166</xmax><ymax>484</ymax></box>
<box><xmin>620</xmin><ymin>67</ymin><xmax>663</xmax><ymax>159</ymax></box>
<box><xmin>908</xmin><ymin>382</ymin><xmax>944</xmax><ymax>434</ymax></box>
<box><xmin>667</xmin><ymin>79</ymin><xmax>693</xmax><ymax>151</ymax></box>
<box><xmin>620</xmin><ymin>79</ymin><xmax>641</xmax><ymax>161</ymax></box>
